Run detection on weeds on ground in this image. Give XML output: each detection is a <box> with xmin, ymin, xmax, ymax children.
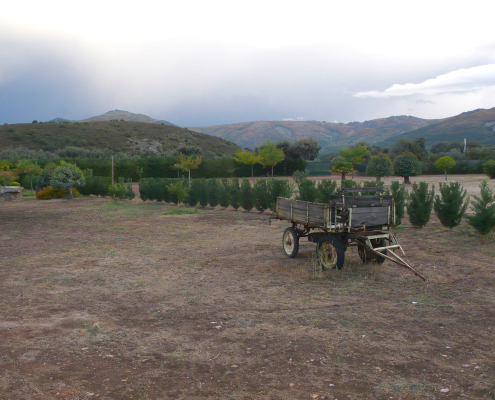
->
<box><xmin>162</xmin><ymin>208</ymin><xmax>201</xmax><ymax>215</ymax></box>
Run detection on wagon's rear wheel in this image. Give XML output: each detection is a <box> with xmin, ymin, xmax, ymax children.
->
<box><xmin>283</xmin><ymin>227</ymin><xmax>299</xmax><ymax>258</ymax></box>
<box><xmin>358</xmin><ymin>238</ymin><xmax>387</xmax><ymax>264</ymax></box>
<box><xmin>316</xmin><ymin>237</ymin><xmax>345</xmax><ymax>270</ymax></box>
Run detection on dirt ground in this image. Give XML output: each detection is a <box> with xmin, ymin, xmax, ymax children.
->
<box><xmin>1</xmin><ymin>176</ymin><xmax>495</xmax><ymax>399</ymax></box>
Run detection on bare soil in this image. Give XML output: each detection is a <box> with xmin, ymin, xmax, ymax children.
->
<box><xmin>1</xmin><ymin>179</ymin><xmax>494</xmax><ymax>399</ymax></box>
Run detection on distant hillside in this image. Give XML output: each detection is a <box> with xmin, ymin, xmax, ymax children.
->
<box><xmin>378</xmin><ymin>108</ymin><xmax>495</xmax><ymax>146</ymax></box>
<box><xmin>190</xmin><ymin>116</ymin><xmax>437</xmax><ymax>152</ymax></box>
<box><xmin>81</xmin><ymin>110</ymin><xmax>177</xmax><ymax>126</ymax></box>
<box><xmin>0</xmin><ymin>121</ymin><xmax>240</xmax><ymax>157</ymax></box>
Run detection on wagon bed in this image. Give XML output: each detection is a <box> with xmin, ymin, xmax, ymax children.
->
<box><xmin>274</xmin><ymin>187</ymin><xmax>426</xmax><ymax>281</ymax></box>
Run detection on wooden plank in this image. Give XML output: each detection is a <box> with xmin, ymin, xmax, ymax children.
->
<box><xmin>349</xmin><ymin>207</ymin><xmax>389</xmax><ymax>227</ymax></box>
<box><xmin>342</xmin><ymin>187</ymin><xmax>384</xmax><ymax>193</ymax></box>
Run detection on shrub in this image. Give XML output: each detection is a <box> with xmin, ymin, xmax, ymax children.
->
<box><xmin>207</xmin><ymin>179</ymin><xmax>220</xmax><ymax>208</ymax></box>
<box><xmin>433</xmin><ymin>182</ymin><xmax>468</xmax><ymax>229</ymax></box>
<box><xmin>166</xmin><ymin>180</ymin><xmax>190</xmax><ymax>205</ymax></box>
<box><xmin>407</xmin><ymin>182</ymin><xmax>435</xmax><ymax>228</ymax></box>
<box><xmin>50</xmin><ymin>161</ymin><xmax>85</xmax><ymax>199</ymax></box>
<box><xmin>240</xmin><ymin>179</ymin><xmax>253</xmax><ymax>211</ymax></box>
<box><xmin>219</xmin><ymin>178</ymin><xmax>230</xmax><ymax>208</ymax></box>
<box><xmin>36</xmin><ymin>186</ymin><xmax>67</xmax><ymax>200</ymax></box>
<box><xmin>229</xmin><ymin>178</ymin><xmax>241</xmax><ymax>210</ymax></box>
<box><xmin>483</xmin><ymin>160</ymin><xmax>495</xmax><ymax>179</ymax></box>
<box><xmin>297</xmin><ymin>179</ymin><xmax>318</xmax><ymax>202</ymax></box>
<box><xmin>78</xmin><ymin>176</ymin><xmax>111</xmax><ymax>196</ymax></box>
<box><xmin>197</xmin><ymin>179</ymin><xmax>209</xmax><ymax>208</ymax></box>
<box><xmin>188</xmin><ymin>179</ymin><xmax>202</xmax><ymax>207</ymax></box>
<box><xmin>292</xmin><ymin>170</ymin><xmax>309</xmax><ymax>186</ymax></box>
<box><xmin>390</xmin><ymin>181</ymin><xmax>407</xmax><ymax>224</ymax></box>
<box><xmin>253</xmin><ymin>179</ymin><xmax>270</xmax><ymax>212</ymax></box>
<box><xmin>466</xmin><ymin>180</ymin><xmax>495</xmax><ymax>235</ymax></box>
<box><xmin>9</xmin><ymin>181</ymin><xmax>20</xmax><ymax>186</ymax></box>
<box><xmin>316</xmin><ymin>179</ymin><xmax>338</xmax><ymax>203</ymax></box>
<box><xmin>269</xmin><ymin>179</ymin><xmax>294</xmax><ymax>211</ymax></box>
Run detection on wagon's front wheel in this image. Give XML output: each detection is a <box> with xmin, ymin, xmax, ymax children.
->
<box><xmin>283</xmin><ymin>227</ymin><xmax>299</xmax><ymax>258</ymax></box>
<box><xmin>358</xmin><ymin>238</ymin><xmax>387</xmax><ymax>264</ymax></box>
<box><xmin>316</xmin><ymin>237</ymin><xmax>345</xmax><ymax>270</ymax></box>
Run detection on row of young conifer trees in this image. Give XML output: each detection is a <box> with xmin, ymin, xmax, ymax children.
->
<box><xmin>392</xmin><ymin>180</ymin><xmax>495</xmax><ymax>235</ymax></box>
<box><xmin>139</xmin><ymin>177</ymin><xmax>495</xmax><ymax>235</ymax></box>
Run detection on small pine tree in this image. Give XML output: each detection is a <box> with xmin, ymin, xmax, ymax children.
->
<box><xmin>219</xmin><ymin>178</ymin><xmax>230</xmax><ymax>208</ymax></box>
<box><xmin>316</xmin><ymin>179</ymin><xmax>338</xmax><ymax>203</ymax></box>
<box><xmin>483</xmin><ymin>160</ymin><xmax>495</xmax><ymax>179</ymax></box>
<box><xmin>297</xmin><ymin>179</ymin><xmax>318</xmax><ymax>202</ymax></box>
<box><xmin>207</xmin><ymin>179</ymin><xmax>219</xmax><ymax>208</ymax></box>
<box><xmin>253</xmin><ymin>179</ymin><xmax>270</xmax><ymax>212</ymax></box>
<box><xmin>229</xmin><ymin>178</ymin><xmax>241</xmax><ymax>211</ymax></box>
<box><xmin>268</xmin><ymin>179</ymin><xmax>294</xmax><ymax>211</ymax></box>
<box><xmin>390</xmin><ymin>180</ymin><xmax>407</xmax><ymax>224</ymax></box>
<box><xmin>188</xmin><ymin>179</ymin><xmax>201</xmax><ymax>207</ymax></box>
<box><xmin>407</xmin><ymin>182</ymin><xmax>435</xmax><ymax>228</ymax></box>
<box><xmin>466</xmin><ymin>180</ymin><xmax>495</xmax><ymax>235</ymax></box>
<box><xmin>197</xmin><ymin>179</ymin><xmax>209</xmax><ymax>208</ymax></box>
<box><xmin>240</xmin><ymin>179</ymin><xmax>253</xmax><ymax>211</ymax></box>
<box><xmin>433</xmin><ymin>181</ymin><xmax>468</xmax><ymax>229</ymax></box>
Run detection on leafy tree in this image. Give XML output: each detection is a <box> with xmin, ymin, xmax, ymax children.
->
<box><xmin>173</xmin><ymin>153</ymin><xmax>202</xmax><ymax>181</ymax></box>
<box><xmin>483</xmin><ymin>160</ymin><xmax>495</xmax><ymax>179</ymax></box>
<box><xmin>108</xmin><ymin>183</ymin><xmax>127</xmax><ymax>202</ymax></box>
<box><xmin>466</xmin><ymin>180</ymin><xmax>495</xmax><ymax>235</ymax></box>
<box><xmin>366</xmin><ymin>153</ymin><xmax>394</xmax><ymax>183</ymax></box>
<box><xmin>0</xmin><ymin>160</ymin><xmax>18</xmax><ymax>186</ymax></box>
<box><xmin>50</xmin><ymin>161</ymin><xmax>85</xmax><ymax>199</ymax></box>
<box><xmin>240</xmin><ymin>179</ymin><xmax>254</xmax><ymax>211</ymax></box>
<box><xmin>407</xmin><ymin>182</ymin><xmax>435</xmax><ymax>228</ymax></box>
<box><xmin>435</xmin><ymin>156</ymin><xmax>456</xmax><ymax>181</ymax></box>
<box><xmin>292</xmin><ymin>170</ymin><xmax>309</xmax><ymax>186</ymax></box>
<box><xmin>331</xmin><ymin>159</ymin><xmax>355</xmax><ymax>182</ymax></box>
<box><xmin>15</xmin><ymin>159</ymin><xmax>42</xmax><ymax>191</ymax></box>
<box><xmin>390</xmin><ymin>181</ymin><xmax>407</xmax><ymax>224</ymax></box>
<box><xmin>166</xmin><ymin>180</ymin><xmax>190</xmax><ymax>205</ymax></box>
<box><xmin>258</xmin><ymin>141</ymin><xmax>285</xmax><ymax>178</ymax></box>
<box><xmin>390</xmin><ymin>138</ymin><xmax>427</xmax><ymax>160</ymax></box>
<box><xmin>233</xmin><ymin>150</ymin><xmax>260</xmax><ymax>178</ymax></box>
<box><xmin>331</xmin><ymin>144</ymin><xmax>370</xmax><ymax>182</ymax></box>
<box><xmin>433</xmin><ymin>182</ymin><xmax>468</xmax><ymax>229</ymax></box>
<box><xmin>393</xmin><ymin>151</ymin><xmax>422</xmax><ymax>184</ymax></box>
<box><xmin>287</xmin><ymin>138</ymin><xmax>321</xmax><ymax>161</ymax></box>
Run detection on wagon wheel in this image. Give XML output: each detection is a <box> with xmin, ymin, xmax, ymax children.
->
<box><xmin>282</xmin><ymin>227</ymin><xmax>299</xmax><ymax>258</ymax></box>
<box><xmin>358</xmin><ymin>238</ymin><xmax>387</xmax><ymax>265</ymax></box>
<box><xmin>316</xmin><ymin>237</ymin><xmax>345</xmax><ymax>270</ymax></box>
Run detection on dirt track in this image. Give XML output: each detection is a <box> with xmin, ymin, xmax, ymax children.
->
<box><xmin>1</xmin><ymin>185</ymin><xmax>494</xmax><ymax>399</ymax></box>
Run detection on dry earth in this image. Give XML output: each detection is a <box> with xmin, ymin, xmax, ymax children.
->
<box><xmin>1</xmin><ymin>177</ymin><xmax>495</xmax><ymax>399</ymax></box>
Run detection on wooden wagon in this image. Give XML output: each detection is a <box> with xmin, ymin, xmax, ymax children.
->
<box><xmin>274</xmin><ymin>187</ymin><xmax>426</xmax><ymax>281</ymax></box>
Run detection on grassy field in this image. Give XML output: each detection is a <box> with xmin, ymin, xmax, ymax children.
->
<box><xmin>1</xmin><ymin>195</ymin><xmax>494</xmax><ymax>399</ymax></box>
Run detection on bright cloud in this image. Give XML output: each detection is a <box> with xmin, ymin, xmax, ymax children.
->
<box><xmin>355</xmin><ymin>65</ymin><xmax>495</xmax><ymax>98</ymax></box>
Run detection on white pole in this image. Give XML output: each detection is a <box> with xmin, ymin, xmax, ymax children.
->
<box><xmin>111</xmin><ymin>156</ymin><xmax>114</xmax><ymax>185</ymax></box>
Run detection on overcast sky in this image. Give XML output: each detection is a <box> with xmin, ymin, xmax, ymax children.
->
<box><xmin>1</xmin><ymin>1</ymin><xmax>495</xmax><ymax>127</ymax></box>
